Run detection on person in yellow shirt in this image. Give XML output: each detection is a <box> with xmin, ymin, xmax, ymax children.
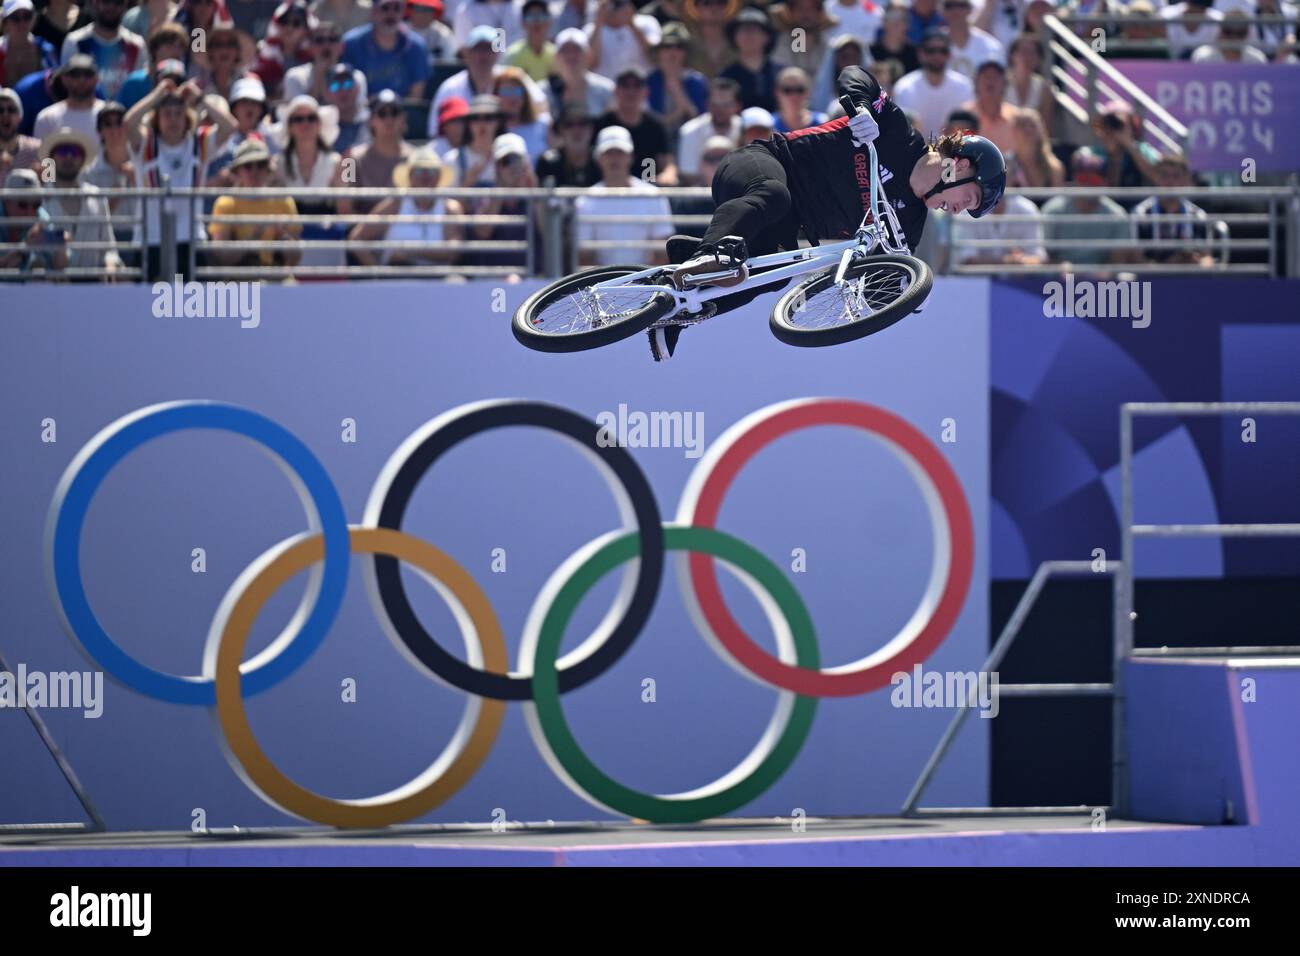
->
<box><xmin>504</xmin><ymin>0</ymin><xmax>555</xmax><ymax>82</ymax></box>
<box><xmin>208</xmin><ymin>139</ymin><xmax>302</xmax><ymax>270</ymax></box>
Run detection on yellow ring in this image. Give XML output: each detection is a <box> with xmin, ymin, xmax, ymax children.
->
<box><xmin>211</xmin><ymin>527</ymin><xmax>507</xmax><ymax>828</ymax></box>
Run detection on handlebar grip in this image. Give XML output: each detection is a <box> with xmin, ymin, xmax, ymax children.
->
<box><xmin>839</xmin><ymin>94</ymin><xmax>865</xmax><ymax>118</ymax></box>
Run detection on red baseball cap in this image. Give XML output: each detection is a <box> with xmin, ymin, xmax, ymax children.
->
<box><xmin>437</xmin><ymin>96</ymin><xmax>469</xmax><ymax>130</ymax></box>
<box><xmin>407</xmin><ymin>0</ymin><xmax>444</xmax><ymax>15</ymax></box>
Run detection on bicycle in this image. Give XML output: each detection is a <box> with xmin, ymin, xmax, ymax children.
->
<box><xmin>512</xmin><ymin>101</ymin><xmax>934</xmax><ymax>355</ymax></box>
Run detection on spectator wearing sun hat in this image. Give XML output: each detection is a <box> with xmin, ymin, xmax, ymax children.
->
<box><xmin>269</xmin><ymin>94</ymin><xmax>344</xmax><ymax>269</ymax></box>
<box><xmin>37</xmin><ymin>125</ymin><xmax>122</xmax><ymax>275</ymax></box>
<box><xmin>720</xmin><ymin>5</ymin><xmax>783</xmax><ymax>113</ymax></box>
<box><xmin>351</xmin><ymin>145</ymin><xmax>465</xmax><ymax>267</ymax></box>
<box><xmin>0</xmin><ymin>86</ymin><xmax>40</xmax><ymax>174</ymax></box>
<box><xmin>208</xmin><ymin>137</ymin><xmax>302</xmax><ymax>269</ymax></box>
<box><xmin>206</xmin><ymin>75</ymin><xmax>276</xmax><ymax>183</ymax></box>
<box><xmin>1</xmin><ymin>0</ymin><xmax>59</xmax><ymax>89</ymax></box>
<box><xmin>575</xmin><ymin>125</ymin><xmax>673</xmax><ymax>267</ymax></box>
<box><xmin>443</xmin><ymin>91</ymin><xmax>503</xmax><ymax>185</ymax></box>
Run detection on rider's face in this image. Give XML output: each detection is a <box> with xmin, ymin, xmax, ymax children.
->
<box><xmin>925</xmin><ymin>180</ymin><xmax>982</xmax><ymax>215</ymax></box>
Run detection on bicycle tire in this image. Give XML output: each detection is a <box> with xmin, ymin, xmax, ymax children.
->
<box><xmin>513</xmin><ymin>265</ymin><xmax>677</xmax><ymax>353</ymax></box>
<box><xmin>769</xmin><ymin>254</ymin><xmax>933</xmax><ymax>348</ymax></box>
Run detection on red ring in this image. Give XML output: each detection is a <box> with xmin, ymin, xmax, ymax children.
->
<box><xmin>685</xmin><ymin>400</ymin><xmax>974</xmax><ymax>698</ymax></box>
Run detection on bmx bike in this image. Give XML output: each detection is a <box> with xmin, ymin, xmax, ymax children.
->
<box><xmin>513</xmin><ymin>106</ymin><xmax>933</xmax><ymax>354</ymax></box>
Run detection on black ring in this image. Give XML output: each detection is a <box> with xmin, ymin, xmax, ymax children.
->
<box><xmin>370</xmin><ymin>401</ymin><xmax>664</xmax><ymax>701</ymax></box>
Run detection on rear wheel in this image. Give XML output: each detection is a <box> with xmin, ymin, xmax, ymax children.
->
<box><xmin>769</xmin><ymin>254</ymin><xmax>932</xmax><ymax>348</ymax></box>
<box><xmin>513</xmin><ymin>265</ymin><xmax>677</xmax><ymax>353</ymax></box>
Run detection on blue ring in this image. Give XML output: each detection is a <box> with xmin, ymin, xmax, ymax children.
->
<box><xmin>46</xmin><ymin>402</ymin><xmax>349</xmax><ymax>705</ymax></box>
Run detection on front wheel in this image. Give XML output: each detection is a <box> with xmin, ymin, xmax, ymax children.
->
<box><xmin>513</xmin><ymin>265</ymin><xmax>677</xmax><ymax>353</ymax></box>
<box><xmin>769</xmin><ymin>254</ymin><xmax>932</xmax><ymax>348</ymax></box>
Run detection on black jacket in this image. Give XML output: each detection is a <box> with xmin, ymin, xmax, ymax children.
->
<box><xmin>758</xmin><ymin>65</ymin><xmax>929</xmax><ymax>251</ymax></box>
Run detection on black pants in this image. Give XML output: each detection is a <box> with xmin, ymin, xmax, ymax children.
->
<box><xmin>698</xmin><ymin>143</ymin><xmax>802</xmax><ymax>256</ymax></box>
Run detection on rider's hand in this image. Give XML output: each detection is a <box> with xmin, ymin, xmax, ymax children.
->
<box><xmin>848</xmin><ymin>108</ymin><xmax>879</xmax><ymax>148</ymax></box>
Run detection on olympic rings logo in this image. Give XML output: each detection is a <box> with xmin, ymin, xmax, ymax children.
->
<box><xmin>45</xmin><ymin>398</ymin><xmax>974</xmax><ymax>828</ymax></box>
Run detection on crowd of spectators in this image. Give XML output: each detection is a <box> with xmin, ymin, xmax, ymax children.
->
<box><xmin>0</xmin><ymin>0</ymin><xmax>1294</xmax><ymax>280</ymax></box>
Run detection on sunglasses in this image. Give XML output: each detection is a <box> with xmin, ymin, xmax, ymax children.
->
<box><xmin>65</xmin><ymin>69</ymin><xmax>96</xmax><ymax>79</ymax></box>
<box><xmin>617</xmin><ymin>78</ymin><xmax>645</xmax><ymax>88</ymax></box>
<box><xmin>99</xmin><ymin>116</ymin><xmax>125</xmax><ymax>128</ymax></box>
<box><xmin>51</xmin><ymin>144</ymin><xmax>85</xmax><ymax>159</ymax></box>
<box><xmin>699</xmin><ymin>0</ymin><xmax>728</xmax><ymax>5</ymax></box>
<box><xmin>779</xmin><ymin>85</ymin><xmax>807</xmax><ymax>95</ymax></box>
<box><xmin>497</xmin><ymin>154</ymin><xmax>523</xmax><ymax>167</ymax></box>
<box><xmin>6</xmin><ymin>10</ymin><xmax>34</xmax><ymax>22</ymax></box>
<box><xmin>313</xmin><ymin>33</ymin><xmax>341</xmax><ymax>43</ymax></box>
<box><xmin>328</xmin><ymin>78</ymin><xmax>355</xmax><ymax>92</ymax></box>
<box><xmin>374</xmin><ymin>107</ymin><xmax>404</xmax><ymax>118</ymax></box>
<box><xmin>523</xmin><ymin>12</ymin><xmax>550</xmax><ymax>22</ymax></box>
<box><xmin>497</xmin><ymin>85</ymin><xmax>525</xmax><ymax>97</ymax></box>
<box><xmin>922</xmin><ymin>46</ymin><xmax>950</xmax><ymax>55</ymax></box>
<box><xmin>289</xmin><ymin>113</ymin><xmax>320</xmax><ymax>124</ymax></box>
<box><xmin>240</xmin><ymin>161</ymin><xmax>271</xmax><ymax>172</ymax></box>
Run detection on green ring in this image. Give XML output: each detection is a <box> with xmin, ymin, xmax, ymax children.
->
<box><xmin>528</xmin><ymin>525</ymin><xmax>820</xmax><ymax>823</ymax></box>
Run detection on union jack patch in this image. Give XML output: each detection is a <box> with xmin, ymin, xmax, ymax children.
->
<box><xmin>871</xmin><ymin>90</ymin><xmax>888</xmax><ymax>113</ymax></box>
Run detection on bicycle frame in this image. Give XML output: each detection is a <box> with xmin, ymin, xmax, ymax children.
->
<box><xmin>585</xmin><ymin>141</ymin><xmax>912</xmax><ymax>322</ymax></box>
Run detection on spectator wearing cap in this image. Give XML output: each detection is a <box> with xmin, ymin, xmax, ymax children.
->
<box><xmin>942</xmin><ymin>0</ymin><xmax>1004</xmax><ymax>78</ymax></box>
<box><xmin>59</xmin><ymin>0</ymin><xmax>147</xmax><ymax>101</ymax></box>
<box><xmin>1132</xmin><ymin>152</ymin><xmax>1214</xmax><ymax>268</ymax></box>
<box><xmin>351</xmin><ymin>146</ymin><xmax>464</xmax><ymax>267</ymax></box>
<box><xmin>0</xmin><ymin>87</ymin><xmax>40</xmax><ymax>176</ymax></box>
<box><xmin>0</xmin><ymin>166</ymin><xmax>68</xmax><ymax>277</ymax></box>
<box><xmin>34</xmin><ymin>54</ymin><xmax>105</xmax><ymax>140</ymax></box>
<box><xmin>720</xmin><ymin>6</ymin><xmax>783</xmax><ymax>113</ymax></box>
<box><xmin>1193</xmin><ymin>10</ymin><xmax>1269</xmax><ymax>63</ymax></box>
<box><xmin>676</xmin><ymin>75</ymin><xmax>739</xmax><ymax>185</ymax></box>
<box><xmin>1040</xmin><ymin>147</ymin><xmax>1134</xmax><ymax>268</ymax></box>
<box><xmin>680</xmin><ymin>0</ymin><xmax>737</xmax><ymax>77</ymax></box>
<box><xmin>536</xmin><ymin>104</ymin><xmax>601</xmax><ymax>187</ymax></box>
<box><xmin>773</xmin><ymin>66</ymin><xmax>824</xmax><ymax>133</ymax></box>
<box><xmin>647</xmin><ymin>21</ymin><xmax>708</xmax><ymax>132</ymax></box>
<box><xmin>124</xmin><ymin>72</ymin><xmax>238</xmax><ymax>277</ymax></box>
<box><xmin>208</xmin><ymin>137</ymin><xmax>302</xmax><ymax>270</ymax></box>
<box><xmin>2</xmin><ymin>0</ymin><xmax>58</xmax><ymax>88</ymax></box>
<box><xmin>587</xmin><ymin>0</ymin><xmax>663</xmax><ymax>79</ymax></box>
<box><xmin>206</xmin><ymin>75</ymin><xmax>274</xmax><ymax>183</ymax></box>
<box><xmin>891</xmin><ymin>28</ymin><xmax>973</xmax><ymax>140</ymax></box>
<box><xmin>430</xmin><ymin>94</ymin><xmax>468</xmax><ymax>157</ymax></box>
<box><xmin>81</xmin><ymin>100</ymin><xmax>138</xmax><ymax>245</ymax></box>
<box><xmin>407</xmin><ymin>0</ymin><xmax>457</xmax><ymax>62</ymax></box>
<box><xmin>32</xmin><ymin>0</ymin><xmax>91</xmax><ymax>53</ymax></box>
<box><xmin>504</xmin><ymin>0</ymin><xmax>554</xmax><ymax>81</ymax></box>
<box><xmin>493</xmin><ymin>65</ymin><xmax>548</xmax><ymax>162</ymax></box>
<box><xmin>812</xmin><ymin>33</ymin><xmax>867</xmax><ymax>117</ymax></box>
<box><xmin>253</xmin><ymin>1</ymin><xmax>317</xmax><ymax>97</ymax></box>
<box><xmin>769</xmin><ymin>0</ymin><xmax>836</xmax><ymax>79</ymax></box>
<box><xmin>959</xmin><ymin>60</ymin><xmax>1015</xmax><ymax>152</ymax></box>
<box><xmin>740</xmin><ymin>105</ymin><xmax>773</xmax><ymax>144</ymax></box>
<box><xmin>595</xmin><ymin>65</ymin><xmax>677</xmax><ymax>185</ymax></box>
<box><xmin>443</xmin><ymin>92</ymin><xmax>502</xmax><ymax>185</ymax></box>
<box><xmin>321</xmin><ymin>65</ymin><xmax>367</xmax><ymax>152</ymax></box>
<box><xmin>1091</xmin><ymin>100</ymin><xmax>1160</xmax><ymax>196</ymax></box>
<box><xmin>454</xmin><ymin>0</ymin><xmax>523</xmax><ymax>50</ymax></box>
<box><xmin>310</xmin><ymin>0</ymin><xmax>373</xmax><ymax>35</ymax></box>
<box><xmin>871</xmin><ymin>4</ymin><xmax>919</xmax><ymax>75</ymax></box>
<box><xmin>38</xmin><ymin>125</ymin><xmax>123</xmax><ymax>275</ymax></box>
<box><xmin>270</xmin><ymin>94</ymin><xmax>344</xmax><ymax>268</ymax></box>
<box><xmin>461</xmin><ymin>131</ymin><xmax>540</xmax><ymax>277</ymax></box>
<box><xmin>342</xmin><ymin>0</ymin><xmax>430</xmax><ymax>97</ymax></box>
<box><xmin>907</xmin><ymin>0</ymin><xmax>945</xmax><ymax>44</ymax></box>
<box><xmin>576</xmin><ymin>125</ymin><xmax>673</xmax><ymax>267</ymax></box>
<box><xmin>118</xmin><ymin>23</ymin><xmax>192</xmax><ymax>110</ymax></box>
<box><xmin>337</xmin><ymin>88</ymin><xmax>413</xmax><ymax>216</ymax></box>
<box><xmin>429</xmin><ymin>23</ymin><xmax>549</xmax><ymax>135</ymax></box>
<box><xmin>545</xmin><ymin>27</ymin><xmax>615</xmax><ymax>120</ymax></box>
<box><xmin>284</xmin><ymin>19</ymin><xmax>356</xmax><ymax>101</ymax></box>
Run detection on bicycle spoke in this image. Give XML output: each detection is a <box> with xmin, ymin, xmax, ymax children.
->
<box><xmin>531</xmin><ymin>283</ymin><xmax>663</xmax><ymax>336</ymax></box>
<box><xmin>787</xmin><ymin>265</ymin><xmax>912</xmax><ymax>331</ymax></box>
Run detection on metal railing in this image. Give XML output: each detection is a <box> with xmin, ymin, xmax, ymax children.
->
<box><xmin>1043</xmin><ymin>14</ymin><xmax>1190</xmax><ymax>156</ymax></box>
<box><xmin>2</xmin><ymin>183</ymin><xmax>1293</xmax><ymax>281</ymax></box>
<box><xmin>1058</xmin><ymin>14</ymin><xmax>1300</xmax><ymax>58</ymax></box>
